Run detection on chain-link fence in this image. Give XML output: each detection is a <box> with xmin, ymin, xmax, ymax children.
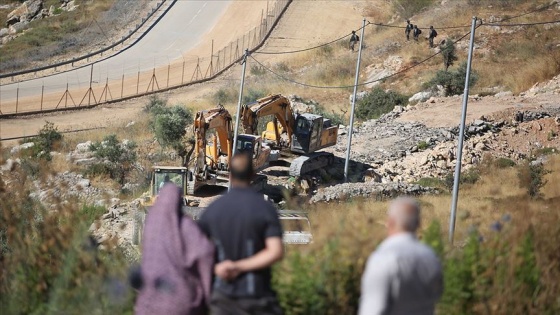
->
<box><xmin>0</xmin><ymin>0</ymin><xmax>292</xmax><ymax>117</ymax></box>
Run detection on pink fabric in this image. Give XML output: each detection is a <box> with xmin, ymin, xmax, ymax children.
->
<box><xmin>135</xmin><ymin>184</ymin><xmax>214</xmax><ymax>315</ymax></box>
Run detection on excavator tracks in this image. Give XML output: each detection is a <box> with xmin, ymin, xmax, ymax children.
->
<box><xmin>289</xmin><ymin>152</ymin><xmax>334</xmax><ymax>177</ymax></box>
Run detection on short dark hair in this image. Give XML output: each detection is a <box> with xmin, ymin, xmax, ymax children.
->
<box><xmin>230</xmin><ymin>152</ymin><xmax>253</xmax><ymax>183</ymax></box>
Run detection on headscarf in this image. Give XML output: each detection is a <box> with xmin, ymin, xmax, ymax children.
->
<box><xmin>135</xmin><ymin>184</ymin><xmax>214</xmax><ymax>315</ymax></box>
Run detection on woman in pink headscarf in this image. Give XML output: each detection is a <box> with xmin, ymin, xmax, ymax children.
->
<box><xmin>135</xmin><ymin>184</ymin><xmax>214</xmax><ymax>315</ymax></box>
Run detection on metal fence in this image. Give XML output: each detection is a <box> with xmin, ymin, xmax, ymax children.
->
<box><xmin>0</xmin><ymin>0</ymin><xmax>292</xmax><ymax>117</ymax></box>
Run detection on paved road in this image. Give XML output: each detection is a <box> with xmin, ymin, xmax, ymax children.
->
<box><xmin>0</xmin><ymin>0</ymin><xmax>232</xmax><ymax>101</ymax></box>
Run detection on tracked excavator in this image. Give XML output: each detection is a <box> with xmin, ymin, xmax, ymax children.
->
<box><xmin>186</xmin><ymin>105</ymin><xmax>270</xmax><ymax>194</ymax></box>
<box><xmin>241</xmin><ymin>94</ymin><xmax>339</xmax><ymax>176</ymax></box>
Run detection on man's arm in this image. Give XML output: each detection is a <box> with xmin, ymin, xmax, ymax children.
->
<box><xmin>215</xmin><ymin>237</ymin><xmax>283</xmax><ymax>280</ymax></box>
<box><xmin>358</xmin><ymin>254</ymin><xmax>394</xmax><ymax>315</ymax></box>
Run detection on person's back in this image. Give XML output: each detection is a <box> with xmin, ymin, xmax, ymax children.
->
<box><xmin>198</xmin><ymin>152</ymin><xmax>284</xmax><ymax>315</ymax></box>
<box><xmin>358</xmin><ymin>197</ymin><xmax>442</xmax><ymax>315</ymax></box>
<box><xmin>362</xmin><ymin>234</ymin><xmax>442</xmax><ymax>315</ymax></box>
<box><xmin>199</xmin><ymin>188</ymin><xmax>281</xmax><ymax>297</ymax></box>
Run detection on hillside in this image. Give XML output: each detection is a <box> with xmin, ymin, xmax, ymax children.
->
<box><xmin>1</xmin><ymin>0</ymin><xmax>560</xmax><ymax>313</ymax></box>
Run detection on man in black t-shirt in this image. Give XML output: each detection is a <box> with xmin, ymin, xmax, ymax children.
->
<box><xmin>198</xmin><ymin>152</ymin><xmax>284</xmax><ymax>315</ymax></box>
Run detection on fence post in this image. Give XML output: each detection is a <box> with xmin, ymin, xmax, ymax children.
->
<box><xmin>167</xmin><ymin>63</ymin><xmax>170</xmax><ymax>88</ymax></box>
<box><xmin>16</xmin><ymin>87</ymin><xmax>19</xmax><ymax>113</ymax></box>
<box><xmin>137</xmin><ymin>71</ymin><xmax>140</xmax><ymax>95</ymax></box>
<box><xmin>181</xmin><ymin>60</ymin><xmax>185</xmax><ymax>85</ymax></box>
<box><xmin>121</xmin><ymin>74</ymin><xmax>124</xmax><ymax>98</ymax></box>
<box><xmin>40</xmin><ymin>84</ymin><xmax>44</xmax><ymax>111</ymax></box>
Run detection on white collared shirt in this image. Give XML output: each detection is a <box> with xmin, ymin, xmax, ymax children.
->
<box><xmin>358</xmin><ymin>233</ymin><xmax>443</xmax><ymax>315</ymax></box>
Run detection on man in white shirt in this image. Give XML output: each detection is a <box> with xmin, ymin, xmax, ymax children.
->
<box><xmin>358</xmin><ymin>197</ymin><xmax>443</xmax><ymax>315</ymax></box>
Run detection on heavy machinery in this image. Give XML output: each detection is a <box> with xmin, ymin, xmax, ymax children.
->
<box><xmin>187</xmin><ymin>105</ymin><xmax>271</xmax><ymax>194</ymax></box>
<box><xmin>241</xmin><ymin>94</ymin><xmax>339</xmax><ymax>176</ymax></box>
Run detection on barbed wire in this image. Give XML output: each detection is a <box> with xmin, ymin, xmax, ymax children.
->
<box><xmin>483</xmin><ymin>19</ymin><xmax>560</xmax><ymax>27</ymax></box>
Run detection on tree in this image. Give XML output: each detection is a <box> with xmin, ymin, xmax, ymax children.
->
<box><xmin>356</xmin><ymin>87</ymin><xmax>408</xmax><ymax>120</ymax></box>
<box><xmin>441</xmin><ymin>39</ymin><xmax>458</xmax><ymax>71</ymax></box>
<box><xmin>89</xmin><ymin>134</ymin><xmax>137</xmax><ymax>185</ymax></box>
<box><xmin>151</xmin><ymin>105</ymin><xmax>194</xmax><ymax>166</ymax></box>
<box><xmin>425</xmin><ymin>62</ymin><xmax>478</xmax><ymax>96</ymax></box>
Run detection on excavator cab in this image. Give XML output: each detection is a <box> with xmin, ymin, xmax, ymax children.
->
<box><xmin>140</xmin><ymin>166</ymin><xmax>191</xmax><ymax>208</ymax></box>
<box><xmin>291</xmin><ymin>113</ymin><xmax>337</xmax><ymax>154</ymax></box>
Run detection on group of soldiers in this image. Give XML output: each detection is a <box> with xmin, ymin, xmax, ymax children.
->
<box><xmin>348</xmin><ymin>20</ymin><xmax>438</xmax><ymax>51</ymax></box>
<box><xmin>405</xmin><ymin>20</ymin><xmax>438</xmax><ymax>47</ymax></box>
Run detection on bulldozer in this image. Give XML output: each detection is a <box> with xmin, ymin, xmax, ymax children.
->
<box><xmin>241</xmin><ymin>94</ymin><xmax>339</xmax><ymax>176</ymax></box>
<box><xmin>187</xmin><ymin>105</ymin><xmax>271</xmax><ymax>194</ymax></box>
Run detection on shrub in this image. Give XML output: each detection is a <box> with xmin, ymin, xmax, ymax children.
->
<box><xmin>444</xmin><ymin>168</ymin><xmax>480</xmax><ymax>190</ymax></box>
<box><xmin>315</xmin><ymin>104</ymin><xmax>345</xmax><ymax>126</ymax></box>
<box><xmin>533</xmin><ymin>147</ymin><xmax>557</xmax><ymax>156</ymax></box>
<box><xmin>391</xmin><ymin>0</ymin><xmax>435</xmax><ymax>18</ymax></box>
<box><xmin>243</xmin><ymin>88</ymin><xmax>269</xmax><ymax>104</ymax></box>
<box><xmin>151</xmin><ymin>105</ymin><xmax>193</xmax><ymax>166</ymax></box>
<box><xmin>417</xmin><ymin>141</ymin><xmax>429</xmax><ymax>150</ymax></box>
<box><xmin>213</xmin><ymin>88</ymin><xmax>237</xmax><ymax>105</ymax></box>
<box><xmin>441</xmin><ymin>40</ymin><xmax>458</xmax><ymax>71</ymax></box>
<box><xmin>517</xmin><ymin>161</ymin><xmax>550</xmax><ymax>198</ymax></box>
<box><xmin>416</xmin><ymin>177</ymin><xmax>445</xmax><ymax>189</ymax></box>
<box><xmin>89</xmin><ymin>134</ymin><xmax>137</xmax><ymax>185</ymax></box>
<box><xmin>250</xmin><ymin>65</ymin><xmax>267</xmax><ymax>76</ymax></box>
<box><xmin>494</xmin><ymin>157</ymin><xmax>516</xmax><ymax>168</ymax></box>
<box><xmin>356</xmin><ymin>87</ymin><xmax>408</xmax><ymax>120</ymax></box>
<box><xmin>144</xmin><ymin>95</ymin><xmax>167</xmax><ymax>115</ymax></box>
<box><xmin>26</xmin><ymin>121</ymin><xmax>63</xmax><ymax>160</ymax></box>
<box><xmin>425</xmin><ymin>62</ymin><xmax>479</xmax><ymax>96</ymax></box>
<box><xmin>0</xmin><ymin>172</ymin><xmax>133</xmax><ymax>314</ymax></box>
<box><xmin>547</xmin><ymin>130</ymin><xmax>557</xmax><ymax>141</ymax></box>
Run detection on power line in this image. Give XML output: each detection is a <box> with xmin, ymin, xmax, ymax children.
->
<box><xmin>370</xmin><ymin>22</ymin><xmax>471</xmax><ymax>30</ymax></box>
<box><xmin>499</xmin><ymin>1</ymin><xmax>558</xmax><ymax>22</ymax></box>
<box><xmin>249</xmin><ymin>25</ymin><xmax>478</xmax><ymax>90</ymax></box>
<box><xmin>482</xmin><ymin>19</ymin><xmax>560</xmax><ymax>27</ymax></box>
<box><xmin>255</xmin><ymin>23</ymin><xmax>370</xmax><ymax>55</ymax></box>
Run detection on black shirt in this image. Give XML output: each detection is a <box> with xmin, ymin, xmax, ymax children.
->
<box><xmin>198</xmin><ymin>187</ymin><xmax>283</xmax><ymax>298</ymax></box>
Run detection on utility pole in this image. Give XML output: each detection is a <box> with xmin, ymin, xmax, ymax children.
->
<box><xmin>449</xmin><ymin>16</ymin><xmax>478</xmax><ymax>244</ymax></box>
<box><xmin>230</xmin><ymin>49</ymin><xmax>249</xmax><ymax>191</ymax></box>
<box><xmin>344</xmin><ymin>18</ymin><xmax>366</xmax><ymax>182</ymax></box>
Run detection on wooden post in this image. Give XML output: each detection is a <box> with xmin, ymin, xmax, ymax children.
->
<box><xmin>181</xmin><ymin>60</ymin><xmax>185</xmax><ymax>85</ymax></box>
<box><xmin>15</xmin><ymin>87</ymin><xmax>19</xmax><ymax>113</ymax></box>
<box><xmin>40</xmin><ymin>84</ymin><xmax>44</xmax><ymax>111</ymax></box>
<box><xmin>137</xmin><ymin>71</ymin><xmax>140</xmax><ymax>94</ymax></box>
<box><xmin>167</xmin><ymin>64</ymin><xmax>170</xmax><ymax>88</ymax></box>
<box><xmin>121</xmin><ymin>74</ymin><xmax>124</xmax><ymax>98</ymax></box>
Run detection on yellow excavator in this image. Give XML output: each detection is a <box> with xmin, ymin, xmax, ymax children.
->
<box><xmin>241</xmin><ymin>94</ymin><xmax>339</xmax><ymax>176</ymax></box>
<box><xmin>186</xmin><ymin>105</ymin><xmax>270</xmax><ymax>194</ymax></box>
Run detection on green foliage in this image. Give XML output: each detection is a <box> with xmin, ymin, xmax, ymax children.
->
<box><xmin>533</xmin><ymin>147</ymin><xmax>557</xmax><ymax>156</ymax></box>
<box><xmin>88</xmin><ymin>134</ymin><xmax>137</xmax><ymax>185</ymax></box>
<box><xmin>144</xmin><ymin>95</ymin><xmax>167</xmax><ymax>115</ymax></box>
<box><xmin>441</xmin><ymin>40</ymin><xmax>458</xmax><ymax>71</ymax></box>
<box><xmin>391</xmin><ymin>0</ymin><xmax>435</xmax><ymax>18</ymax></box>
<box><xmin>547</xmin><ymin>130</ymin><xmax>557</xmax><ymax>141</ymax></box>
<box><xmin>517</xmin><ymin>162</ymin><xmax>550</xmax><ymax>198</ymax></box>
<box><xmin>444</xmin><ymin>169</ymin><xmax>480</xmax><ymax>190</ymax></box>
<box><xmin>425</xmin><ymin>62</ymin><xmax>479</xmax><ymax>96</ymax></box>
<box><xmin>356</xmin><ymin>87</ymin><xmax>408</xmax><ymax>120</ymax></box>
<box><xmin>80</xmin><ymin>205</ymin><xmax>107</xmax><ymax>224</ymax></box>
<box><xmin>150</xmin><ymin>105</ymin><xmax>193</xmax><ymax>166</ymax></box>
<box><xmin>0</xmin><ymin>175</ymin><xmax>133</xmax><ymax>314</ymax></box>
<box><xmin>26</xmin><ymin>121</ymin><xmax>63</xmax><ymax>160</ymax></box>
<box><xmin>274</xmin><ymin>237</ymin><xmax>362</xmax><ymax>315</ymax></box>
<box><xmin>250</xmin><ymin>65</ymin><xmax>267</xmax><ymax>76</ymax></box>
<box><xmin>213</xmin><ymin>88</ymin><xmax>237</xmax><ymax>105</ymax></box>
<box><xmin>415</xmin><ymin>177</ymin><xmax>445</xmax><ymax>189</ymax></box>
<box><xmin>315</xmin><ymin>104</ymin><xmax>345</xmax><ymax>126</ymax></box>
<box><xmin>422</xmin><ymin>220</ymin><xmax>444</xmax><ymax>258</ymax></box>
<box><xmin>494</xmin><ymin>157</ymin><xmax>516</xmax><ymax>168</ymax></box>
<box><xmin>243</xmin><ymin>88</ymin><xmax>269</xmax><ymax>104</ymax></box>
<box><xmin>417</xmin><ymin>140</ymin><xmax>429</xmax><ymax>150</ymax></box>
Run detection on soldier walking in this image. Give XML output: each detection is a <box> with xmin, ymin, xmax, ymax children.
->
<box><xmin>349</xmin><ymin>30</ymin><xmax>360</xmax><ymax>51</ymax></box>
<box><xmin>413</xmin><ymin>25</ymin><xmax>422</xmax><ymax>41</ymax></box>
<box><xmin>405</xmin><ymin>20</ymin><xmax>413</xmax><ymax>41</ymax></box>
<box><xmin>428</xmin><ymin>26</ymin><xmax>438</xmax><ymax>48</ymax></box>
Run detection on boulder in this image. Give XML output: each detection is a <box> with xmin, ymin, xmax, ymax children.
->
<box><xmin>349</xmin><ymin>91</ymin><xmax>368</xmax><ymax>104</ymax></box>
<box><xmin>10</xmin><ymin>142</ymin><xmax>35</xmax><ymax>154</ymax></box>
<box><xmin>8</xmin><ymin>21</ymin><xmax>28</xmax><ymax>34</ymax></box>
<box><xmin>75</xmin><ymin>141</ymin><xmax>92</xmax><ymax>153</ymax></box>
<box><xmin>0</xmin><ymin>28</ymin><xmax>8</xmax><ymax>38</ymax></box>
<box><xmin>408</xmin><ymin>91</ymin><xmax>432</xmax><ymax>103</ymax></box>
<box><xmin>494</xmin><ymin>91</ymin><xmax>513</xmax><ymax>98</ymax></box>
<box><xmin>6</xmin><ymin>0</ymin><xmax>43</xmax><ymax>26</ymax></box>
<box><xmin>66</xmin><ymin>0</ymin><xmax>77</xmax><ymax>12</ymax></box>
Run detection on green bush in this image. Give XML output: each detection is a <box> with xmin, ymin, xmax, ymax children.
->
<box><xmin>494</xmin><ymin>157</ymin><xmax>516</xmax><ymax>168</ymax></box>
<box><xmin>356</xmin><ymin>87</ymin><xmax>408</xmax><ymax>120</ymax></box>
<box><xmin>89</xmin><ymin>135</ymin><xmax>137</xmax><ymax>185</ymax></box>
<box><xmin>441</xmin><ymin>40</ymin><xmax>458</xmax><ymax>71</ymax></box>
<box><xmin>243</xmin><ymin>88</ymin><xmax>269</xmax><ymax>104</ymax></box>
<box><xmin>444</xmin><ymin>169</ymin><xmax>480</xmax><ymax>190</ymax></box>
<box><xmin>533</xmin><ymin>147</ymin><xmax>557</xmax><ymax>156</ymax></box>
<box><xmin>416</xmin><ymin>177</ymin><xmax>445</xmax><ymax>189</ymax></box>
<box><xmin>517</xmin><ymin>162</ymin><xmax>550</xmax><ymax>198</ymax></box>
<box><xmin>0</xmin><ymin>175</ymin><xmax>133</xmax><ymax>314</ymax></box>
<box><xmin>144</xmin><ymin>95</ymin><xmax>167</xmax><ymax>115</ymax></box>
<box><xmin>417</xmin><ymin>141</ymin><xmax>429</xmax><ymax>150</ymax></box>
<box><xmin>25</xmin><ymin>121</ymin><xmax>63</xmax><ymax>160</ymax></box>
<box><xmin>250</xmin><ymin>65</ymin><xmax>267</xmax><ymax>76</ymax></box>
<box><xmin>315</xmin><ymin>104</ymin><xmax>345</xmax><ymax>126</ymax></box>
<box><xmin>151</xmin><ymin>105</ymin><xmax>193</xmax><ymax>166</ymax></box>
<box><xmin>425</xmin><ymin>62</ymin><xmax>479</xmax><ymax>96</ymax></box>
<box><xmin>80</xmin><ymin>205</ymin><xmax>107</xmax><ymax>224</ymax></box>
<box><xmin>213</xmin><ymin>88</ymin><xmax>237</xmax><ymax>105</ymax></box>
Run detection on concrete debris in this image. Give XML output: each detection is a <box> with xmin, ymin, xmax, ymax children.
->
<box><xmin>311</xmin><ymin>182</ymin><xmax>438</xmax><ymax>203</ymax></box>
